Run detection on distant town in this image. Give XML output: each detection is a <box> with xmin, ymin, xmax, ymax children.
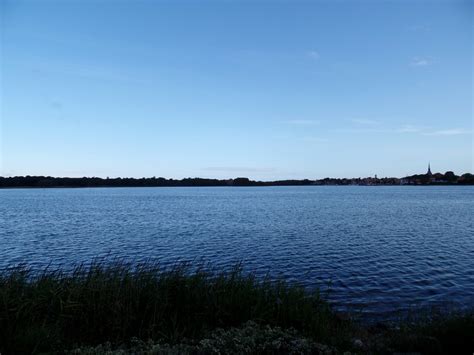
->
<box><xmin>314</xmin><ymin>164</ymin><xmax>474</xmax><ymax>186</ymax></box>
<box><xmin>1</xmin><ymin>165</ymin><xmax>473</xmax><ymax>188</ymax></box>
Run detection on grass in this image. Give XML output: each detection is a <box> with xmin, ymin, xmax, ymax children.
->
<box><xmin>0</xmin><ymin>261</ymin><xmax>349</xmax><ymax>354</ymax></box>
<box><xmin>0</xmin><ymin>261</ymin><xmax>472</xmax><ymax>354</ymax></box>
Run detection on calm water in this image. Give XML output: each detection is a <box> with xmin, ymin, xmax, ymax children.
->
<box><xmin>1</xmin><ymin>186</ymin><xmax>473</xmax><ymax>319</ymax></box>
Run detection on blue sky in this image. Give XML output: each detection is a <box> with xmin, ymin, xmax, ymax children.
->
<box><xmin>1</xmin><ymin>0</ymin><xmax>472</xmax><ymax>179</ymax></box>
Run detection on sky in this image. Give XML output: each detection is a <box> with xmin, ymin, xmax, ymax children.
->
<box><xmin>1</xmin><ymin>0</ymin><xmax>472</xmax><ymax>180</ymax></box>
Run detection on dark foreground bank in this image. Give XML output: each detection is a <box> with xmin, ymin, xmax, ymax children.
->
<box><xmin>0</xmin><ymin>262</ymin><xmax>472</xmax><ymax>354</ymax></box>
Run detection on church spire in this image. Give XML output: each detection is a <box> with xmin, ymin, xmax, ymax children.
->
<box><xmin>427</xmin><ymin>162</ymin><xmax>432</xmax><ymax>176</ymax></box>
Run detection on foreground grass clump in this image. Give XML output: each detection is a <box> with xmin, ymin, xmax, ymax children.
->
<box><xmin>0</xmin><ymin>262</ymin><xmax>348</xmax><ymax>354</ymax></box>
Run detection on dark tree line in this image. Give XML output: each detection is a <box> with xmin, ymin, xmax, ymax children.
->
<box><xmin>0</xmin><ymin>173</ymin><xmax>472</xmax><ymax>188</ymax></box>
<box><xmin>405</xmin><ymin>172</ymin><xmax>474</xmax><ymax>185</ymax></box>
<box><xmin>0</xmin><ymin>176</ymin><xmax>314</xmax><ymax>188</ymax></box>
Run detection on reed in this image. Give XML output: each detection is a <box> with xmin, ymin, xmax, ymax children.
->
<box><xmin>0</xmin><ymin>261</ymin><xmax>347</xmax><ymax>353</ymax></box>
<box><xmin>1</xmin><ymin>261</ymin><xmax>472</xmax><ymax>354</ymax></box>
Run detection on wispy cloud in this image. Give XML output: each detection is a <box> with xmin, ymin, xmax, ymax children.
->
<box><xmin>344</xmin><ymin>122</ymin><xmax>471</xmax><ymax>137</ymax></box>
<box><xmin>410</xmin><ymin>57</ymin><xmax>433</xmax><ymax>66</ymax></box>
<box><xmin>308</xmin><ymin>50</ymin><xmax>320</xmax><ymax>60</ymax></box>
<box><xmin>396</xmin><ymin>124</ymin><xmax>423</xmax><ymax>133</ymax></box>
<box><xmin>351</xmin><ymin>118</ymin><xmax>380</xmax><ymax>126</ymax></box>
<box><xmin>423</xmin><ymin>128</ymin><xmax>473</xmax><ymax>136</ymax></box>
<box><xmin>203</xmin><ymin>167</ymin><xmax>276</xmax><ymax>173</ymax></box>
<box><xmin>393</xmin><ymin>125</ymin><xmax>472</xmax><ymax>136</ymax></box>
<box><xmin>286</xmin><ymin>119</ymin><xmax>320</xmax><ymax>126</ymax></box>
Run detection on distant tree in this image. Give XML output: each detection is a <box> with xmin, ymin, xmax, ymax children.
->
<box><xmin>233</xmin><ymin>177</ymin><xmax>251</xmax><ymax>186</ymax></box>
<box><xmin>459</xmin><ymin>173</ymin><xmax>474</xmax><ymax>185</ymax></box>
<box><xmin>444</xmin><ymin>171</ymin><xmax>457</xmax><ymax>182</ymax></box>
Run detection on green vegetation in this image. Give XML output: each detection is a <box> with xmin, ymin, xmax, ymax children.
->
<box><xmin>0</xmin><ymin>262</ymin><xmax>472</xmax><ymax>354</ymax></box>
<box><xmin>0</xmin><ymin>262</ymin><xmax>348</xmax><ymax>354</ymax></box>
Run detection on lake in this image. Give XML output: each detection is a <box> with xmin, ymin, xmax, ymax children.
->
<box><xmin>1</xmin><ymin>186</ymin><xmax>473</xmax><ymax>320</ymax></box>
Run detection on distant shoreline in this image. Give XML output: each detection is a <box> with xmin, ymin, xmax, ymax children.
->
<box><xmin>1</xmin><ymin>184</ymin><xmax>473</xmax><ymax>190</ymax></box>
<box><xmin>1</xmin><ymin>173</ymin><xmax>473</xmax><ymax>188</ymax></box>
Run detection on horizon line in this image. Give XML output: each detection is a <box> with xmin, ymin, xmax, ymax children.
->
<box><xmin>1</xmin><ymin>171</ymin><xmax>472</xmax><ymax>182</ymax></box>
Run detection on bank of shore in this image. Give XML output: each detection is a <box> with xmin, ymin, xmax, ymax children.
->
<box><xmin>1</xmin><ymin>261</ymin><xmax>472</xmax><ymax>354</ymax></box>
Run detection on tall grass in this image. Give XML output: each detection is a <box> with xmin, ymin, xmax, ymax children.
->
<box><xmin>0</xmin><ymin>261</ymin><xmax>349</xmax><ymax>353</ymax></box>
<box><xmin>1</xmin><ymin>261</ymin><xmax>472</xmax><ymax>354</ymax></box>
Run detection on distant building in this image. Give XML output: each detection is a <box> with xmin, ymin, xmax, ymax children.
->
<box><xmin>400</xmin><ymin>178</ymin><xmax>409</xmax><ymax>185</ymax></box>
<box><xmin>427</xmin><ymin>163</ymin><xmax>432</xmax><ymax>176</ymax></box>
